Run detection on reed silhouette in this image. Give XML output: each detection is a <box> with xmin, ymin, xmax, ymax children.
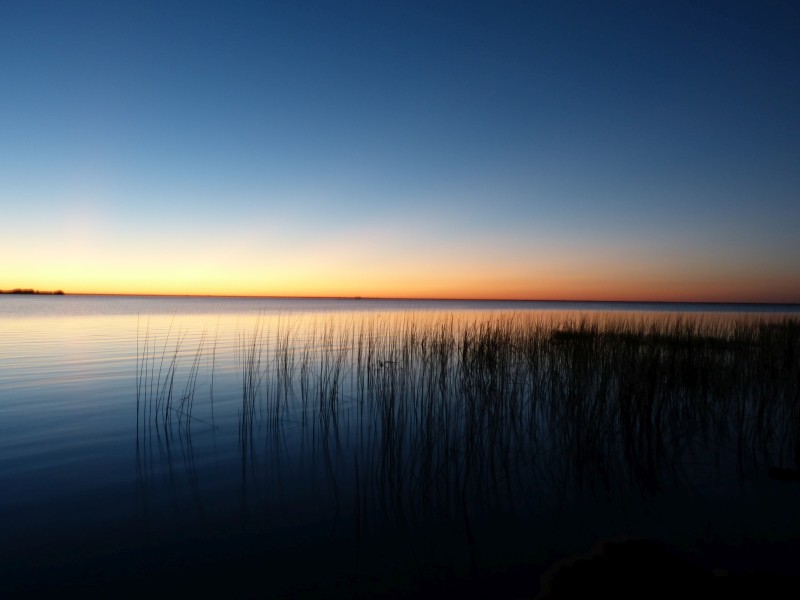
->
<box><xmin>134</xmin><ymin>311</ymin><xmax>800</xmax><ymax>597</ymax></box>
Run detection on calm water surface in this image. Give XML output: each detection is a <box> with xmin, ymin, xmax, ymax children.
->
<box><xmin>1</xmin><ymin>295</ymin><xmax>799</xmax><ymax>596</ymax></box>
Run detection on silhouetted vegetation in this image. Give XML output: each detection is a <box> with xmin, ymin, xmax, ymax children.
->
<box><xmin>138</xmin><ymin>310</ymin><xmax>800</xmax><ymax>510</ymax></box>
<box><xmin>134</xmin><ymin>311</ymin><xmax>800</xmax><ymax>597</ymax></box>
<box><xmin>0</xmin><ymin>288</ymin><xmax>64</xmax><ymax>294</ymax></box>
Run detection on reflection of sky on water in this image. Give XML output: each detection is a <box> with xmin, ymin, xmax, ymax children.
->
<box><xmin>1</xmin><ymin>296</ymin><xmax>800</xmax><ymax>595</ymax></box>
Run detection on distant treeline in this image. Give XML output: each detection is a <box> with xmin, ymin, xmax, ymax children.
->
<box><xmin>0</xmin><ymin>289</ymin><xmax>64</xmax><ymax>295</ymax></box>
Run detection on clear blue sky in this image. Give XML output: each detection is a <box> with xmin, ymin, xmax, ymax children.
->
<box><xmin>2</xmin><ymin>1</ymin><xmax>798</xmax><ymax>301</ymax></box>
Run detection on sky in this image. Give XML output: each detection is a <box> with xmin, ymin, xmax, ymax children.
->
<box><xmin>1</xmin><ymin>0</ymin><xmax>798</xmax><ymax>302</ymax></box>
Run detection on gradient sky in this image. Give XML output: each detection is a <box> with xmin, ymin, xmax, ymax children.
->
<box><xmin>2</xmin><ymin>0</ymin><xmax>798</xmax><ymax>302</ymax></box>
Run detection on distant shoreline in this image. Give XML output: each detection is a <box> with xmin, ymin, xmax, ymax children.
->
<box><xmin>0</xmin><ymin>289</ymin><xmax>64</xmax><ymax>295</ymax></box>
<box><xmin>49</xmin><ymin>293</ymin><xmax>800</xmax><ymax>307</ymax></box>
<box><xmin>1</xmin><ymin>290</ymin><xmax>797</xmax><ymax>306</ymax></box>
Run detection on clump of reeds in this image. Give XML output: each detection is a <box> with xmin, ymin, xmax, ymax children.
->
<box><xmin>137</xmin><ymin>310</ymin><xmax>800</xmax><ymax>531</ymax></box>
<box><xmin>135</xmin><ymin>317</ymin><xmax>217</xmax><ymax>442</ymax></box>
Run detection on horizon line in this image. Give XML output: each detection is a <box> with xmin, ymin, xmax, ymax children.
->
<box><xmin>5</xmin><ymin>290</ymin><xmax>798</xmax><ymax>306</ymax></box>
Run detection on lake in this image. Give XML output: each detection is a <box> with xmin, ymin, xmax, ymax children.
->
<box><xmin>1</xmin><ymin>295</ymin><xmax>799</xmax><ymax>597</ymax></box>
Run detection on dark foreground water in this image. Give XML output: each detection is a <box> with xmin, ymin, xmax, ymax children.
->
<box><xmin>1</xmin><ymin>295</ymin><xmax>799</xmax><ymax>597</ymax></box>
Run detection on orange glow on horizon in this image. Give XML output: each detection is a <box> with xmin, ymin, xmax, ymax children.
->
<box><xmin>6</xmin><ymin>273</ymin><xmax>798</xmax><ymax>305</ymax></box>
<box><xmin>4</xmin><ymin>236</ymin><xmax>799</xmax><ymax>304</ymax></box>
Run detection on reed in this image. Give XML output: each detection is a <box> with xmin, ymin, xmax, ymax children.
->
<box><xmin>136</xmin><ymin>319</ymin><xmax>217</xmax><ymax>443</ymax></box>
<box><xmin>137</xmin><ymin>311</ymin><xmax>800</xmax><ymax>529</ymax></box>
